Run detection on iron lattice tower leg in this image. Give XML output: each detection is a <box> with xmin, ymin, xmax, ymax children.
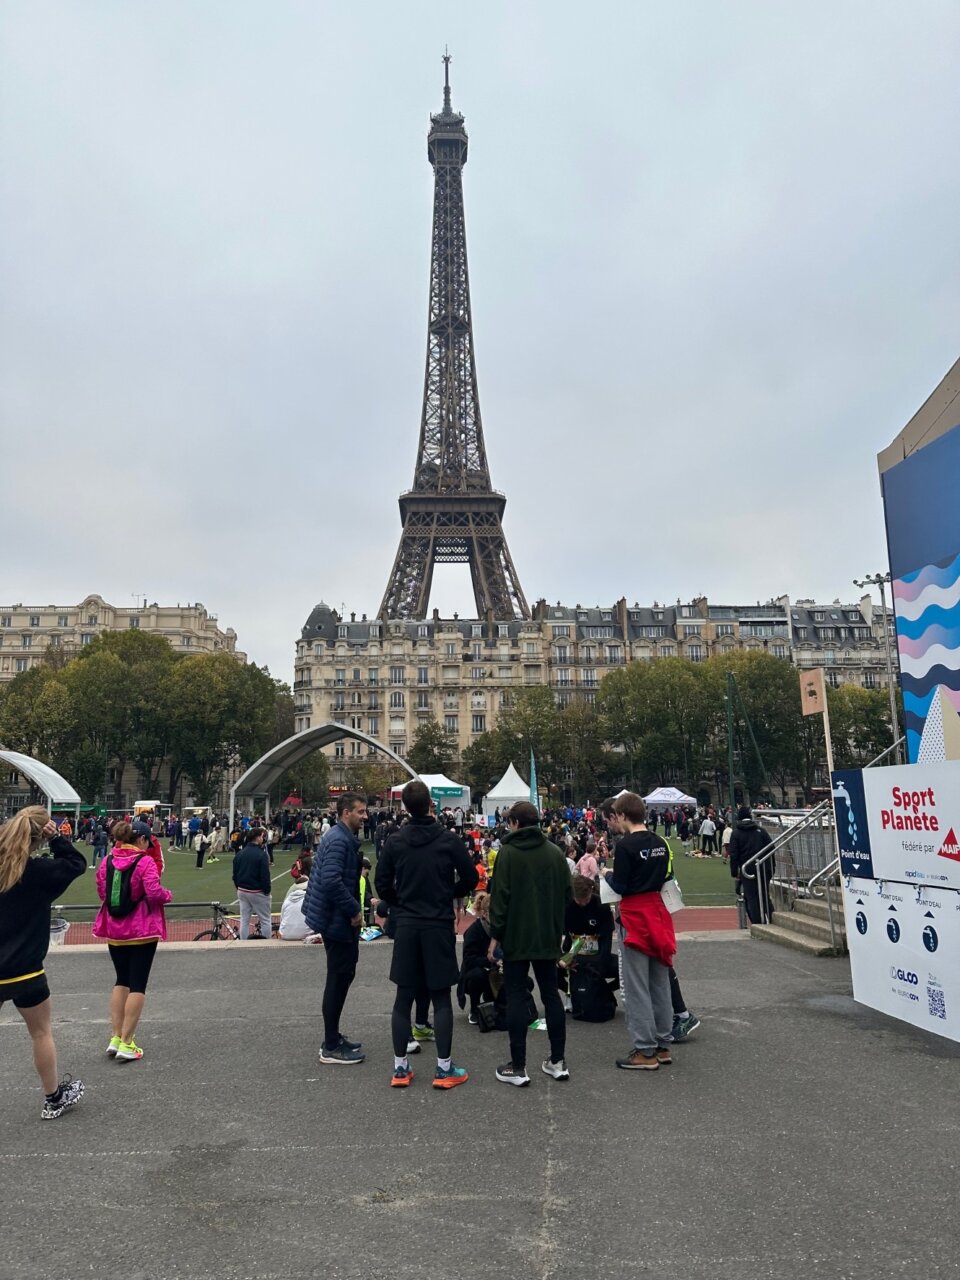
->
<box><xmin>379</xmin><ymin>56</ymin><xmax>529</xmax><ymax>621</ymax></box>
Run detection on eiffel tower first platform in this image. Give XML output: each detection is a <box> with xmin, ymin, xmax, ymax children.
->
<box><xmin>378</xmin><ymin>57</ymin><xmax>530</xmax><ymax>622</ymax></box>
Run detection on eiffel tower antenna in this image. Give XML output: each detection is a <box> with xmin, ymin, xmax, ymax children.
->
<box><xmin>378</xmin><ymin>59</ymin><xmax>529</xmax><ymax>621</ymax></box>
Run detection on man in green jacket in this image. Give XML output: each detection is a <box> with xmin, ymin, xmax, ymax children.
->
<box><xmin>488</xmin><ymin>801</ymin><xmax>572</xmax><ymax>1087</ymax></box>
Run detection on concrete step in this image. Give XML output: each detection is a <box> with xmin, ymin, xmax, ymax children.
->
<box><xmin>792</xmin><ymin>897</ymin><xmax>833</xmax><ymax>923</ymax></box>
<box><xmin>770</xmin><ymin>909</ymin><xmax>845</xmax><ymax>947</ymax></box>
<box><xmin>749</xmin><ymin>922</ymin><xmax>838</xmax><ymax>956</ymax></box>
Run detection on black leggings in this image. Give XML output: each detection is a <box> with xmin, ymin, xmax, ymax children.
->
<box><xmin>108</xmin><ymin>941</ymin><xmax>159</xmax><ymax>995</ymax></box>
<box><xmin>669</xmin><ymin>967</ymin><xmax>687</xmax><ymax>1016</ymax></box>
<box><xmin>392</xmin><ymin>986</ymin><xmax>452</xmax><ymax>1058</ymax></box>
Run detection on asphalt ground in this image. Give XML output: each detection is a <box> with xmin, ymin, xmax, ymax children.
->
<box><xmin>1</xmin><ymin>936</ymin><xmax>958</xmax><ymax>1280</ymax></box>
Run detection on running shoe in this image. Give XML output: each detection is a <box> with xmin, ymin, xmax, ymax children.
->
<box><xmin>406</xmin><ymin>1039</ymin><xmax>422</xmax><ymax>1055</ymax></box>
<box><xmin>116</xmin><ymin>1040</ymin><xmax>144</xmax><ymax>1062</ymax></box>
<box><xmin>433</xmin><ymin>1065</ymin><xmax>468</xmax><ymax>1090</ymax></box>
<box><xmin>390</xmin><ymin>1065</ymin><xmax>414</xmax><ymax>1088</ymax></box>
<box><xmin>106</xmin><ymin>1035</ymin><xmax>122</xmax><ymax>1058</ymax></box>
<box><xmin>541</xmin><ymin>1059</ymin><xmax>570</xmax><ymax>1081</ymax></box>
<box><xmin>495</xmin><ymin>1062</ymin><xmax>530</xmax><ymax>1087</ymax></box>
<box><xmin>338</xmin><ymin>1034</ymin><xmax>363</xmax><ymax>1052</ymax></box>
<box><xmin>670</xmin><ymin>1013</ymin><xmax>701</xmax><ymax>1042</ymax></box>
<box><xmin>411</xmin><ymin>1024</ymin><xmax>435</xmax><ymax>1042</ymax></box>
<box><xmin>468</xmin><ymin>1011</ymin><xmax>479</xmax><ymax>1025</ymax></box>
<box><xmin>318</xmin><ymin>1043</ymin><xmax>365</xmax><ymax>1064</ymax></box>
<box><xmin>656</xmin><ymin>1048</ymin><xmax>673</xmax><ymax>1065</ymax></box>
<box><xmin>41</xmin><ymin>1077</ymin><xmax>84</xmax><ymax>1120</ymax></box>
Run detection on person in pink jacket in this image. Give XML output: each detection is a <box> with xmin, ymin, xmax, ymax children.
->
<box><xmin>93</xmin><ymin>819</ymin><xmax>172</xmax><ymax>1063</ymax></box>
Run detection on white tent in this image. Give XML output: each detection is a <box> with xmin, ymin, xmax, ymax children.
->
<box><xmin>643</xmin><ymin>785</ymin><xmax>698</xmax><ymax>807</ymax></box>
<box><xmin>481</xmin><ymin>762</ymin><xmax>530</xmax><ymax>817</ymax></box>
<box><xmin>389</xmin><ymin>773</ymin><xmax>471</xmax><ymax>811</ymax></box>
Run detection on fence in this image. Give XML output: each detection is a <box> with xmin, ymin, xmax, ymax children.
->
<box><xmin>49</xmin><ymin>901</ymin><xmax>279</xmax><ymax>945</ymax></box>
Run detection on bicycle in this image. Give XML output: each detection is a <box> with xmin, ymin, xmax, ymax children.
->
<box><xmin>193</xmin><ymin>903</ymin><xmax>279</xmax><ymax>941</ymax></box>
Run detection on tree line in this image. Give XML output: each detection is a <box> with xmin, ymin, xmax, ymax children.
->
<box><xmin>411</xmin><ymin>651</ymin><xmax>897</xmax><ymax>805</ymax></box>
<box><xmin>0</xmin><ymin>632</ymin><xmax>294</xmax><ymax>806</ymax></box>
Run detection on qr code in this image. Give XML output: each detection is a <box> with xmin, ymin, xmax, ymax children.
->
<box><xmin>927</xmin><ymin>987</ymin><xmax>947</xmax><ymax>1020</ymax></box>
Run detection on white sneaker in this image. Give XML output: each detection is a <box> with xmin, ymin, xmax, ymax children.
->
<box><xmin>561</xmin><ymin>993</ymin><xmax>573</xmax><ymax>1013</ymax></box>
<box><xmin>541</xmin><ymin>1059</ymin><xmax>570</xmax><ymax>1081</ymax></box>
<box><xmin>406</xmin><ymin>1039</ymin><xmax>422</xmax><ymax>1055</ymax></box>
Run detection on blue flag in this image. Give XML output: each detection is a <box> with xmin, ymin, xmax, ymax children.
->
<box><xmin>529</xmin><ymin>747</ymin><xmax>538</xmax><ymax>809</ymax></box>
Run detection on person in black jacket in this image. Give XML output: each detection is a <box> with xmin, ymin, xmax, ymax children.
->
<box><xmin>728</xmin><ymin>807</ymin><xmax>773</xmax><ymax>923</ymax></box>
<box><xmin>375</xmin><ymin>780</ymin><xmax>477</xmax><ymax>1089</ymax></box>
<box><xmin>457</xmin><ymin>891</ymin><xmax>497</xmax><ymax>1022</ymax></box>
<box><xmin>0</xmin><ymin>806</ymin><xmax>87</xmax><ymax>1120</ymax></box>
<box><xmin>232</xmin><ymin>828</ymin><xmax>272</xmax><ymax>939</ymax></box>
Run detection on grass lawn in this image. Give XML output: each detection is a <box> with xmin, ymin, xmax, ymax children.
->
<box><xmin>52</xmin><ymin>836</ymin><xmax>734</xmax><ymax>919</ymax></box>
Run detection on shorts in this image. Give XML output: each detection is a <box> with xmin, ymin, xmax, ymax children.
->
<box><xmin>108</xmin><ymin>941</ymin><xmax>158</xmax><ymax>994</ymax></box>
<box><xmin>0</xmin><ymin>972</ymin><xmax>50</xmax><ymax>1010</ymax></box>
<box><xmin>389</xmin><ymin>923</ymin><xmax>458</xmax><ymax>991</ymax></box>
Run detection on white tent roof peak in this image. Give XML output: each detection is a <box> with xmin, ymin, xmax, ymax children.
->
<box><xmin>486</xmin><ymin>762</ymin><xmax>529</xmax><ymax>801</ymax></box>
<box><xmin>642</xmin><ymin>785</ymin><xmax>698</xmax><ymax>807</ymax></box>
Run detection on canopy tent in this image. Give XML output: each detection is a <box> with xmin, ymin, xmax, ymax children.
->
<box><xmin>0</xmin><ymin>750</ymin><xmax>81</xmax><ymax>818</ymax></box>
<box><xmin>642</xmin><ymin>785</ymin><xmax>698</xmax><ymax>808</ymax></box>
<box><xmin>389</xmin><ymin>773</ymin><xmax>471</xmax><ymax>811</ymax></box>
<box><xmin>481</xmin><ymin>762</ymin><xmax>529</xmax><ymax>817</ymax></box>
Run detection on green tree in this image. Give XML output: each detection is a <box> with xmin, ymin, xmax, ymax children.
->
<box><xmin>407</xmin><ymin>716</ymin><xmax>458</xmax><ymax>775</ymax></box>
<box><xmin>276</xmin><ymin>750</ymin><xmax>331</xmax><ymax>807</ymax></box>
<box><xmin>343</xmin><ymin>760</ymin><xmax>405</xmax><ymax>802</ymax></box>
<box><xmin>828</xmin><ymin>684</ymin><xmax>894</xmax><ymax>768</ymax></box>
<box><xmin>60</xmin><ymin>651</ymin><xmax>134</xmax><ymax>804</ymax></box>
<box><xmin>459</xmin><ymin>727</ymin><xmax>515</xmax><ymax>796</ymax></box>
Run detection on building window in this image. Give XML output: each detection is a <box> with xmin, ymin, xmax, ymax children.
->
<box><xmin>181</xmin><ymin>635</ymin><xmax>192</xmax><ymax>647</ymax></box>
<box><xmin>81</xmin><ymin>633</ymin><xmax>94</xmax><ymax>646</ymax></box>
<box><xmin>389</xmin><ymin>691</ymin><xmax>405</xmax><ymax>710</ymax></box>
<box><xmin>333</xmin><ymin>693</ymin><xmax>345</xmax><ymax>710</ymax></box>
<box><xmin>600</xmin><ymin>611</ymin><xmax>612</xmax><ymax>622</ymax></box>
<box><xmin>583</xmin><ymin>627</ymin><xmax>613</xmax><ymax>639</ymax></box>
<box><xmin>472</xmin><ymin>714</ymin><xmax>486</xmax><ymax>733</ymax></box>
<box><xmin>129</xmin><ymin>616</ymin><xmax>140</xmax><ymax>628</ymax></box>
<box><xmin>498</xmin><ymin>666</ymin><xmax>511</xmax><ymax>680</ymax></box>
<box><xmin>497</xmin><ymin>624</ymin><xmax>509</xmax><ymax>637</ymax></box>
<box><xmin>660</xmin><ymin>646</ymin><xmax>674</xmax><ymax>658</ymax></box>
<box><xmin>15</xmin><ymin>658</ymin><xmax>27</xmax><ymax>673</ymax></box>
<box><xmin>445</xmin><ymin>642</ymin><xmax>457</xmax><ymax>657</ymax></box>
<box><xmin>445</xmin><ymin>715</ymin><xmax>459</xmax><ymax>734</ymax></box>
<box><xmin>337</xmin><ymin>624</ymin><xmax>347</xmax><ymax>639</ymax></box>
<box><xmin>335</xmin><ymin>742</ymin><xmax>345</xmax><ymax>758</ymax></box>
<box><xmin>824</xmin><ymin>651</ymin><xmax>835</xmax><ymax>666</ymax></box>
<box><xmin>523</xmin><ymin>642</ymin><xmax>537</xmax><ymax>656</ymax></box>
<box><xmin>1</xmin><ymin>616</ymin><xmax>11</xmax><ymax>627</ymax></box>
<box><xmin>369</xmin><ymin>624</ymin><xmax>381</xmax><ymax>639</ymax></box>
<box><xmin>683</xmin><ymin>625</ymin><xmax>701</xmax><ymax>638</ymax></box>
<box><xmin>688</xmin><ymin>645</ymin><xmax>703</xmax><ymax>662</ymax></box>
<box><xmin>29</xmin><ymin>615</ymin><xmax>40</xmax><ymax>627</ymax></box>
<box><xmin>827</xmin><ymin>671</ymin><xmax>840</xmax><ymax>688</ymax></box>
<box><xmin>556</xmin><ymin>645</ymin><xmax>569</xmax><ymax>662</ymax></box>
<box><xmin>417</xmin><ymin>666</ymin><xmax>429</xmax><ymax>685</ymax></box>
<box><xmin>471</xmin><ymin>624</ymin><xmax>482</xmax><ymax>638</ymax></box>
<box><xmin>87</xmin><ymin>614</ymin><xmax>97</xmax><ymax>626</ymax></box>
<box><xmin>21</xmin><ymin>635</ymin><xmax>32</xmax><ymax>649</ymax></box>
<box><xmin>582</xmin><ymin>669</ymin><xmax>598</xmax><ymax>687</ymax></box>
<box><xmin>472</xmin><ymin>643</ymin><xmax>482</xmax><ymax>660</ymax></box>
<box><xmin>368</xmin><ymin>717</ymin><xmax>379</xmax><ymax>735</ymax></box>
<box><xmin>556</xmin><ymin>668</ymin><xmax>572</xmax><ymax>687</ymax></box>
<box><xmin>335</xmin><ymin>669</ymin><xmax>346</xmax><ymax>686</ymax></box>
<box><xmin>772</xmin><ymin>644</ymin><xmax>786</xmax><ymax>659</ymax></box>
<box><xmin>48</xmin><ymin>635</ymin><xmax>60</xmax><ymax>647</ymax></box>
<box><xmin>716</xmin><ymin>624</ymin><xmax>734</xmax><ymax>637</ymax></box>
<box><xmin>553</xmin><ymin>625</ymin><xmax>570</xmax><ymax>638</ymax></box>
<box><xmin>417</xmin><ymin>691</ymin><xmax>430</xmax><ymax>709</ymax></box>
<box><xmin>390</xmin><ymin>666</ymin><xmax>404</xmax><ymax>685</ymax></box>
<box><xmin>368</xmin><ymin>668</ymin><xmax>379</xmax><ymax>685</ymax></box>
<box><xmin>469</xmin><ymin>666</ymin><xmax>483</xmax><ymax>681</ymax></box>
<box><xmin>350</xmin><ymin>691</ymin><xmax>362</xmax><ymax>706</ymax></box>
<box><xmin>863</xmin><ymin>672</ymin><xmax>878</xmax><ymax>689</ymax></box>
<box><xmin>418</xmin><ymin>624</ymin><xmax>429</xmax><ymax>639</ymax></box>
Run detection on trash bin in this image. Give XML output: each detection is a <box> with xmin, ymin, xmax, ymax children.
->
<box><xmin>49</xmin><ymin>917</ymin><xmax>70</xmax><ymax>947</ymax></box>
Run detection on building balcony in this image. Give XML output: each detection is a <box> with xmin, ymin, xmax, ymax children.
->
<box><xmin>292</xmin><ymin>678</ymin><xmax>312</xmax><ymax>690</ymax></box>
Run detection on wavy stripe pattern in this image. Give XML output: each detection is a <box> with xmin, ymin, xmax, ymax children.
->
<box><xmin>895</xmin><ymin>550</ymin><xmax>960</xmax><ymax>596</ymax></box>
<box><xmin>894</xmin><ymin>550</ymin><xmax>960</xmax><ymax>762</ymax></box>
<box><xmin>893</xmin><ymin>577</ymin><xmax>960</xmax><ymax>621</ymax></box>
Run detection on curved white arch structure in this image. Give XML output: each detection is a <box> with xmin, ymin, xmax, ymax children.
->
<box><xmin>228</xmin><ymin>722</ymin><xmax>415</xmax><ymax>831</ymax></box>
<box><xmin>0</xmin><ymin>749</ymin><xmax>81</xmax><ymax>817</ymax></box>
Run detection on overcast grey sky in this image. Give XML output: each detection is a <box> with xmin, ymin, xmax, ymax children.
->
<box><xmin>2</xmin><ymin>2</ymin><xmax>958</xmax><ymax>681</ymax></box>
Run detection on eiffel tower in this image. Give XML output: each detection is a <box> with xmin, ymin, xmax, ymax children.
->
<box><xmin>378</xmin><ymin>56</ymin><xmax>530</xmax><ymax>621</ymax></box>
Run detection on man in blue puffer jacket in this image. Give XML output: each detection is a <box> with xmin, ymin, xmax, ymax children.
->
<box><xmin>303</xmin><ymin>792</ymin><xmax>368</xmax><ymax>1064</ymax></box>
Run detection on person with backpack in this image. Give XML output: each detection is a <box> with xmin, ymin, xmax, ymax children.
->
<box><xmin>93</xmin><ymin>818</ymin><xmax>172</xmax><ymax>1063</ymax></box>
<box><xmin>0</xmin><ymin>807</ymin><xmax>87</xmax><ymax>1120</ymax></box>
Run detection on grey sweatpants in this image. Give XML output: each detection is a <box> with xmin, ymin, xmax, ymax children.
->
<box><xmin>238</xmin><ymin>891</ymin><xmax>272</xmax><ymax>940</ymax></box>
<box><xmin>618</xmin><ymin>926</ymin><xmax>673</xmax><ymax>1053</ymax></box>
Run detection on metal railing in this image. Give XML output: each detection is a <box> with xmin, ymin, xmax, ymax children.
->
<box><xmin>49</xmin><ymin>900</ymin><xmax>241</xmax><ymax>945</ymax></box>
<box><xmin>739</xmin><ymin>736</ymin><xmax>905</xmax><ymax>953</ymax></box>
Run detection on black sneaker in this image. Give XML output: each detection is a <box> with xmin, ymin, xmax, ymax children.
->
<box><xmin>468</xmin><ymin>1011</ymin><xmax>478</xmax><ymax>1025</ymax></box>
<box><xmin>41</xmin><ymin>1076</ymin><xmax>84</xmax><ymax>1120</ymax></box>
<box><xmin>318</xmin><ymin>1043</ymin><xmax>365</xmax><ymax>1065</ymax></box>
<box><xmin>495</xmin><ymin>1062</ymin><xmax>530</xmax><ymax>1087</ymax></box>
<box><xmin>338</xmin><ymin>1034</ymin><xmax>363</xmax><ymax>1052</ymax></box>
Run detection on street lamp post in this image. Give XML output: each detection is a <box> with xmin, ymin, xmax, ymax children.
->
<box><xmin>854</xmin><ymin>573</ymin><xmax>901</xmax><ymax>763</ymax></box>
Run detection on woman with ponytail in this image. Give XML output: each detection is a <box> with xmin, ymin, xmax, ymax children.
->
<box><xmin>93</xmin><ymin>818</ymin><xmax>171</xmax><ymax>1062</ymax></box>
<box><xmin>0</xmin><ymin>805</ymin><xmax>87</xmax><ymax>1120</ymax></box>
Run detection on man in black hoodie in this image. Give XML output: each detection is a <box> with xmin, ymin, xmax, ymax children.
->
<box><xmin>375</xmin><ymin>780</ymin><xmax>477</xmax><ymax>1090</ymax></box>
<box><xmin>728</xmin><ymin>806</ymin><xmax>773</xmax><ymax>924</ymax></box>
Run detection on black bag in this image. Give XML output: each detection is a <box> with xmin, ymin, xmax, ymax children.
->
<box><xmin>570</xmin><ymin>964</ymin><xmax>617</xmax><ymax>1022</ymax></box>
<box><xmin>104</xmin><ymin>853</ymin><xmax>147</xmax><ymax>918</ymax></box>
<box><xmin>476</xmin><ymin>989</ymin><xmax>538</xmax><ymax>1032</ymax></box>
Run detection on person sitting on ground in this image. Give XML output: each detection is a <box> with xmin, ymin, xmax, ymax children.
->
<box><xmin>279</xmin><ymin>852</ymin><xmax>312</xmax><ymax>940</ymax></box>
<box><xmin>457</xmin><ymin>891</ymin><xmax>497</xmax><ymax>1023</ymax></box>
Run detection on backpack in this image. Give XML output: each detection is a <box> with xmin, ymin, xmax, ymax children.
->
<box><xmin>104</xmin><ymin>853</ymin><xmax>147</xmax><ymax>918</ymax></box>
<box><xmin>569</xmin><ymin>963</ymin><xmax>617</xmax><ymax>1023</ymax></box>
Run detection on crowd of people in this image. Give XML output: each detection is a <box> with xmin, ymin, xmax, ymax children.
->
<box><xmin>1</xmin><ymin>782</ymin><xmax>778</xmax><ymax>1117</ymax></box>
